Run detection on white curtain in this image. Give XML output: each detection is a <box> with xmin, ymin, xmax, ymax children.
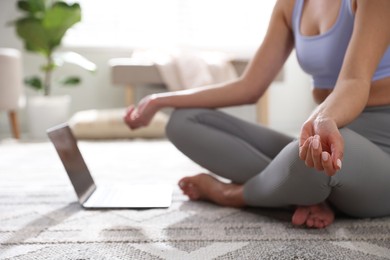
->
<box><xmin>64</xmin><ymin>0</ymin><xmax>276</xmax><ymax>53</ymax></box>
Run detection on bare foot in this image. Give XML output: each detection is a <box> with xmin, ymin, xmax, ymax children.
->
<box><xmin>292</xmin><ymin>202</ymin><xmax>335</xmax><ymax>229</ymax></box>
<box><xmin>178</xmin><ymin>173</ymin><xmax>246</xmax><ymax>207</ymax></box>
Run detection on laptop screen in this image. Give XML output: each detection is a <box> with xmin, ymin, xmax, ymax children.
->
<box><xmin>47</xmin><ymin>124</ymin><xmax>96</xmax><ymax>201</ymax></box>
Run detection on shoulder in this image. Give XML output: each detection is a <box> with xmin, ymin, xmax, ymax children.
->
<box><xmin>354</xmin><ymin>0</ymin><xmax>390</xmax><ymax>16</ymax></box>
<box><xmin>349</xmin><ymin>0</ymin><xmax>389</xmax><ymax>14</ymax></box>
<box><xmin>353</xmin><ymin>0</ymin><xmax>390</xmax><ymax>42</ymax></box>
<box><xmin>272</xmin><ymin>0</ymin><xmax>296</xmax><ymax>30</ymax></box>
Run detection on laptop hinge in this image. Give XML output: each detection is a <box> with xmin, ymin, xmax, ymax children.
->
<box><xmin>79</xmin><ymin>184</ymin><xmax>96</xmax><ymax>204</ymax></box>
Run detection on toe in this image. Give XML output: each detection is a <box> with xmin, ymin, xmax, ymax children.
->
<box><xmin>178</xmin><ymin>178</ymin><xmax>188</xmax><ymax>189</ymax></box>
<box><xmin>314</xmin><ymin>219</ymin><xmax>324</xmax><ymax>229</ymax></box>
<box><xmin>306</xmin><ymin>218</ymin><xmax>315</xmax><ymax>228</ymax></box>
<box><xmin>292</xmin><ymin>207</ymin><xmax>310</xmax><ymax>226</ymax></box>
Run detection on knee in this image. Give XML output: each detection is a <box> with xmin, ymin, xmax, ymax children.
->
<box><xmin>166</xmin><ymin>109</ymin><xmax>185</xmax><ymax>142</ymax></box>
<box><xmin>166</xmin><ymin>108</ymin><xmax>203</xmax><ymax>144</ymax></box>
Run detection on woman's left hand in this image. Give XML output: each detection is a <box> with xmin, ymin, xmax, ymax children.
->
<box><xmin>299</xmin><ymin>117</ymin><xmax>344</xmax><ymax>176</ymax></box>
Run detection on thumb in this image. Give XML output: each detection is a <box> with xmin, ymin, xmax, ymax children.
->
<box><xmin>124</xmin><ymin>106</ymin><xmax>135</xmax><ymax>120</ymax></box>
<box><xmin>299</xmin><ymin>123</ymin><xmax>312</xmax><ymax>147</ymax></box>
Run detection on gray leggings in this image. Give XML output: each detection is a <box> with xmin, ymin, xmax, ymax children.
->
<box><xmin>166</xmin><ymin>106</ymin><xmax>390</xmax><ymax>218</ymax></box>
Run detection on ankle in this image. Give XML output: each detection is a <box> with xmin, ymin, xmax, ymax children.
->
<box><xmin>221</xmin><ymin>184</ymin><xmax>245</xmax><ymax>207</ymax></box>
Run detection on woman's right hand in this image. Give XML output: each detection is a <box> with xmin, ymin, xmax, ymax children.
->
<box><xmin>123</xmin><ymin>94</ymin><xmax>160</xmax><ymax>130</ymax></box>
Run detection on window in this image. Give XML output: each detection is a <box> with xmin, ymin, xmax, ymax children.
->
<box><xmin>64</xmin><ymin>0</ymin><xmax>276</xmax><ymax>53</ymax></box>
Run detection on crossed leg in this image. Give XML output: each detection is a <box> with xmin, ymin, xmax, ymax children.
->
<box><xmin>178</xmin><ymin>173</ymin><xmax>334</xmax><ymax>228</ymax></box>
<box><xmin>167</xmin><ymin>109</ymin><xmax>334</xmax><ymax>228</ymax></box>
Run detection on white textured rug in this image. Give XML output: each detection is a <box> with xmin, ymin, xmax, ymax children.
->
<box><xmin>0</xmin><ymin>139</ymin><xmax>390</xmax><ymax>260</ymax></box>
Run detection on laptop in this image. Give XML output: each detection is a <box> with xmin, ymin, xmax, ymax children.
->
<box><xmin>47</xmin><ymin>123</ymin><xmax>172</xmax><ymax>209</ymax></box>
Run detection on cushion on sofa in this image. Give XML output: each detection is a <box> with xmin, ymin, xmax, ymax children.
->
<box><xmin>69</xmin><ymin>108</ymin><xmax>168</xmax><ymax>139</ymax></box>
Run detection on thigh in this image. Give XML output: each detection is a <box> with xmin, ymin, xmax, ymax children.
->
<box><xmin>243</xmin><ymin>140</ymin><xmax>332</xmax><ymax>208</ymax></box>
<box><xmin>328</xmin><ymin>128</ymin><xmax>390</xmax><ymax>218</ymax></box>
<box><xmin>166</xmin><ymin>108</ymin><xmax>295</xmax><ymax>183</ymax></box>
<box><xmin>242</xmin><ymin>127</ymin><xmax>390</xmax><ymax>218</ymax></box>
<box><xmin>347</xmin><ymin>105</ymin><xmax>390</xmax><ymax>154</ymax></box>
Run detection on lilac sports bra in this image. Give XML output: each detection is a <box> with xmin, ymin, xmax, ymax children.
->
<box><xmin>292</xmin><ymin>0</ymin><xmax>390</xmax><ymax>89</ymax></box>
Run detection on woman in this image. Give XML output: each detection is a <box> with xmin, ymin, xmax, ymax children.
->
<box><xmin>124</xmin><ymin>0</ymin><xmax>390</xmax><ymax>229</ymax></box>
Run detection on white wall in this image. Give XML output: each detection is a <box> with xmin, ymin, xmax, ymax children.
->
<box><xmin>269</xmin><ymin>55</ymin><xmax>316</xmax><ymax>136</ymax></box>
<box><xmin>0</xmin><ymin>0</ymin><xmax>130</xmax><ymax>138</ymax></box>
<box><xmin>0</xmin><ymin>0</ymin><xmax>315</xmax><ymax>139</ymax></box>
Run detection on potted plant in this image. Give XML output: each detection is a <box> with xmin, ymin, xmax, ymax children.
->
<box><xmin>11</xmin><ymin>0</ymin><xmax>96</xmax><ymax>139</ymax></box>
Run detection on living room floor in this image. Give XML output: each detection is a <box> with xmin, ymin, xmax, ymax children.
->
<box><xmin>1</xmin><ymin>138</ymin><xmax>390</xmax><ymax>259</ymax></box>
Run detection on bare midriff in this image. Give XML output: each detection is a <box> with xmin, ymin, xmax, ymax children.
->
<box><xmin>312</xmin><ymin>77</ymin><xmax>390</xmax><ymax>106</ymax></box>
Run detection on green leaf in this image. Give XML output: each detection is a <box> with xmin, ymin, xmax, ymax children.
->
<box><xmin>24</xmin><ymin>76</ymin><xmax>43</xmax><ymax>91</ymax></box>
<box><xmin>15</xmin><ymin>17</ymin><xmax>50</xmax><ymax>55</ymax></box>
<box><xmin>53</xmin><ymin>52</ymin><xmax>97</xmax><ymax>72</ymax></box>
<box><xmin>43</xmin><ymin>2</ymin><xmax>81</xmax><ymax>49</ymax></box>
<box><xmin>60</xmin><ymin>76</ymin><xmax>81</xmax><ymax>86</ymax></box>
<box><xmin>15</xmin><ymin>2</ymin><xmax>82</xmax><ymax>54</ymax></box>
<box><xmin>17</xmin><ymin>1</ymin><xmax>31</xmax><ymax>12</ymax></box>
<box><xmin>17</xmin><ymin>0</ymin><xmax>45</xmax><ymax>16</ymax></box>
<box><xmin>12</xmin><ymin>1</ymin><xmax>90</xmax><ymax>95</ymax></box>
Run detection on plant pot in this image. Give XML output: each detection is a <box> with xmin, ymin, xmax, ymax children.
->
<box><xmin>27</xmin><ymin>95</ymin><xmax>71</xmax><ymax>140</ymax></box>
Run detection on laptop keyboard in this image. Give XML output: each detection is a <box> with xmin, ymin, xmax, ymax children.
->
<box><xmin>87</xmin><ymin>187</ymin><xmax>124</xmax><ymax>204</ymax></box>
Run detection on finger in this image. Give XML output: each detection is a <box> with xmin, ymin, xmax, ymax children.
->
<box><xmin>332</xmin><ymin>151</ymin><xmax>343</xmax><ymax>171</ymax></box>
<box><xmin>125</xmin><ymin>105</ymin><xmax>135</xmax><ymax>113</ymax></box>
<box><xmin>311</xmin><ymin>135</ymin><xmax>324</xmax><ymax>171</ymax></box>
<box><xmin>299</xmin><ymin>121</ymin><xmax>313</xmax><ymax>147</ymax></box>
<box><xmin>299</xmin><ymin>132</ymin><xmax>309</xmax><ymax>148</ymax></box>
<box><xmin>330</xmin><ymin>135</ymin><xmax>344</xmax><ymax>171</ymax></box>
<box><xmin>305</xmin><ymin>137</ymin><xmax>315</xmax><ymax>168</ymax></box>
<box><xmin>321</xmin><ymin>151</ymin><xmax>336</xmax><ymax>176</ymax></box>
<box><xmin>123</xmin><ymin>106</ymin><xmax>142</xmax><ymax>130</ymax></box>
<box><xmin>125</xmin><ymin>106</ymin><xmax>137</xmax><ymax>125</ymax></box>
<box><xmin>124</xmin><ymin>107</ymin><xmax>136</xmax><ymax>123</ymax></box>
<box><xmin>124</xmin><ymin>106</ymin><xmax>134</xmax><ymax>119</ymax></box>
<box><xmin>299</xmin><ymin>137</ymin><xmax>311</xmax><ymax>160</ymax></box>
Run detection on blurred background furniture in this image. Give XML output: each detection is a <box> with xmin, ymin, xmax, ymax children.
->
<box><xmin>110</xmin><ymin>57</ymin><xmax>283</xmax><ymax>125</ymax></box>
<box><xmin>0</xmin><ymin>48</ymin><xmax>24</xmax><ymax>139</ymax></box>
